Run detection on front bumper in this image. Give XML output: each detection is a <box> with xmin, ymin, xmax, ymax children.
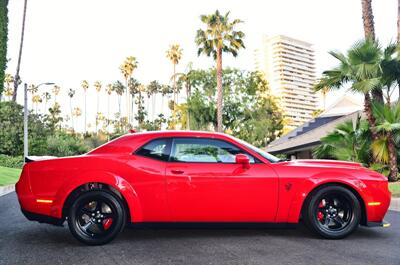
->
<box><xmin>365</xmin><ymin>220</ymin><xmax>391</xmax><ymax>228</ymax></box>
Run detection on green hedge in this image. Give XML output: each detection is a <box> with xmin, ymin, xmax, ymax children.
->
<box><xmin>0</xmin><ymin>155</ymin><xmax>23</xmax><ymax>169</ymax></box>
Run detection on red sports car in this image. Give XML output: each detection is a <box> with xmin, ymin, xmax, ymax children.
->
<box><xmin>16</xmin><ymin>131</ymin><xmax>391</xmax><ymax>245</ymax></box>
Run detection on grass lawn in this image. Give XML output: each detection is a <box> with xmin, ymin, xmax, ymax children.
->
<box><xmin>389</xmin><ymin>182</ymin><xmax>400</xmax><ymax>198</ymax></box>
<box><xmin>0</xmin><ymin>166</ymin><xmax>21</xmax><ymax>186</ymax></box>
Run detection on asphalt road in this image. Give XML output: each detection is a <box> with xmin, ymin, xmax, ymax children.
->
<box><xmin>0</xmin><ymin>192</ymin><xmax>399</xmax><ymax>265</ymax></box>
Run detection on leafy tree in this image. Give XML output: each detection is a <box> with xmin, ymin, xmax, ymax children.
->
<box><xmin>313</xmin><ymin>116</ymin><xmax>371</xmax><ymax>165</ymax></box>
<box><xmin>0</xmin><ymin>0</ymin><xmax>8</xmax><ymax>97</ymax></box>
<box><xmin>46</xmin><ymin>132</ymin><xmax>88</xmax><ymax>157</ymax></box>
<box><xmin>315</xmin><ymin>40</ymin><xmax>382</xmax><ymax>157</ymax></box>
<box><xmin>45</xmin><ymin>102</ymin><xmax>63</xmax><ymax>132</ymax></box>
<box><xmin>195</xmin><ymin>10</ymin><xmax>245</xmax><ymax>132</ymax></box>
<box><xmin>141</xmin><ymin>114</ymin><xmax>166</xmax><ymax>131</ymax></box>
<box><xmin>372</xmin><ymin>103</ymin><xmax>400</xmax><ymax>181</ymax></box>
<box><xmin>0</xmin><ymin>101</ymin><xmax>50</xmax><ymax>156</ymax></box>
<box><xmin>176</xmin><ymin>68</ymin><xmax>283</xmax><ymax>147</ymax></box>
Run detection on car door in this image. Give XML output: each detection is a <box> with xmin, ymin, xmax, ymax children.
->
<box><xmin>128</xmin><ymin>138</ymin><xmax>172</xmax><ymax>221</ymax></box>
<box><xmin>166</xmin><ymin>137</ymin><xmax>279</xmax><ymax>222</ymax></box>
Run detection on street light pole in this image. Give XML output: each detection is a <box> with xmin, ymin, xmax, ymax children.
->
<box><xmin>23</xmin><ymin>83</ymin><xmax>28</xmax><ymax>160</ymax></box>
<box><xmin>23</xmin><ymin>82</ymin><xmax>55</xmax><ymax>162</ymax></box>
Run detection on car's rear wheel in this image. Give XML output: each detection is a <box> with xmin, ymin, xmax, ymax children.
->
<box><xmin>303</xmin><ymin>185</ymin><xmax>361</xmax><ymax>239</ymax></box>
<box><xmin>67</xmin><ymin>190</ymin><xmax>126</xmax><ymax>245</ymax></box>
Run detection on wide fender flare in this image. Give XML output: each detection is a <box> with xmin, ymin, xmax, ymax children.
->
<box><xmin>286</xmin><ymin>171</ymin><xmax>368</xmax><ymax>223</ymax></box>
<box><xmin>50</xmin><ymin>170</ymin><xmax>143</xmax><ymax>222</ymax></box>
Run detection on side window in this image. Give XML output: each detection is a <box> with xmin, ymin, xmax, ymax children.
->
<box><xmin>135</xmin><ymin>139</ymin><xmax>170</xmax><ymax>161</ymax></box>
<box><xmin>171</xmin><ymin>138</ymin><xmax>256</xmax><ymax>163</ymax></box>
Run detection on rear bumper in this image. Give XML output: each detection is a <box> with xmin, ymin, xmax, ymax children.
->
<box><xmin>20</xmin><ymin>208</ymin><xmax>64</xmax><ymax>226</ymax></box>
<box><xmin>365</xmin><ymin>220</ymin><xmax>391</xmax><ymax>228</ymax></box>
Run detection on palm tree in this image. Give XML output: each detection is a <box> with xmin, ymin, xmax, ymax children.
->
<box><xmin>372</xmin><ymin>103</ymin><xmax>400</xmax><ymax>181</ymax></box>
<box><xmin>52</xmin><ymin>85</ymin><xmax>60</xmax><ymax>104</ymax></box>
<box><xmin>31</xmin><ymin>94</ymin><xmax>42</xmax><ymax>114</ymax></box>
<box><xmin>166</xmin><ymin>44</ymin><xmax>183</xmax><ymax>129</ymax></box>
<box><xmin>360</xmin><ymin>0</ymin><xmax>384</xmax><ymax>103</ymax></box>
<box><xmin>313</xmin><ymin>116</ymin><xmax>371</xmax><ymax>164</ymax></box>
<box><xmin>27</xmin><ymin>84</ymin><xmax>38</xmax><ymax>110</ymax></box>
<box><xmin>160</xmin><ymin>84</ymin><xmax>172</xmax><ymax>118</ymax></box>
<box><xmin>147</xmin><ymin>80</ymin><xmax>161</xmax><ymax>120</ymax></box>
<box><xmin>42</xmin><ymin>92</ymin><xmax>51</xmax><ymax>113</ymax></box>
<box><xmin>106</xmin><ymin>83</ymin><xmax>113</xmax><ymax>133</ymax></box>
<box><xmin>315</xmin><ymin>40</ymin><xmax>382</xmax><ymax>152</ymax></box>
<box><xmin>94</xmin><ymin>81</ymin><xmax>102</xmax><ymax>133</ymax></box>
<box><xmin>68</xmin><ymin>88</ymin><xmax>75</xmax><ymax>131</ymax></box>
<box><xmin>81</xmin><ymin>80</ymin><xmax>89</xmax><ymax>133</ymax></box>
<box><xmin>166</xmin><ymin>44</ymin><xmax>183</xmax><ymax>104</ymax></box>
<box><xmin>361</xmin><ymin>0</ymin><xmax>375</xmax><ymax>40</ymax></box>
<box><xmin>398</xmin><ymin>0</ymin><xmax>400</xmax><ymax>43</ymax></box>
<box><xmin>119</xmin><ymin>56</ymin><xmax>138</xmax><ymax>124</ymax></box>
<box><xmin>72</xmin><ymin>107</ymin><xmax>82</xmax><ymax>131</ymax></box>
<box><xmin>12</xmin><ymin>0</ymin><xmax>27</xmax><ymax>102</ymax></box>
<box><xmin>173</xmin><ymin>62</ymin><xmax>194</xmax><ymax>129</ymax></box>
<box><xmin>3</xmin><ymin>74</ymin><xmax>13</xmax><ymax>101</ymax></box>
<box><xmin>195</xmin><ymin>10</ymin><xmax>245</xmax><ymax>132</ymax></box>
<box><xmin>113</xmin><ymin>81</ymin><xmax>125</xmax><ymax>115</ymax></box>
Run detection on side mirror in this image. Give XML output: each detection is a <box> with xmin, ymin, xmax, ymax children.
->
<box><xmin>235</xmin><ymin>154</ymin><xmax>250</xmax><ymax>169</ymax></box>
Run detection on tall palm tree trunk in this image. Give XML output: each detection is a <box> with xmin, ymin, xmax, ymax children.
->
<box><xmin>186</xmin><ymin>83</ymin><xmax>190</xmax><ymax>130</ymax></box>
<box><xmin>70</xmin><ymin>99</ymin><xmax>74</xmax><ymax>131</ymax></box>
<box><xmin>398</xmin><ymin>0</ymin><xmax>400</xmax><ymax>43</ymax></box>
<box><xmin>387</xmin><ymin>131</ymin><xmax>399</xmax><ymax>181</ymax></box>
<box><xmin>172</xmin><ymin>63</ymin><xmax>177</xmax><ymax>129</ymax></box>
<box><xmin>361</xmin><ymin>0</ymin><xmax>383</xmax><ymax>103</ymax></box>
<box><xmin>216</xmin><ymin>47</ymin><xmax>223</xmax><ymax>132</ymax></box>
<box><xmin>12</xmin><ymin>0</ymin><xmax>27</xmax><ymax>102</ymax></box>
<box><xmin>398</xmin><ymin>0</ymin><xmax>400</xmax><ymax>97</ymax></box>
<box><xmin>84</xmin><ymin>91</ymin><xmax>87</xmax><ymax>134</ymax></box>
<box><xmin>361</xmin><ymin>0</ymin><xmax>375</xmax><ymax>40</ymax></box>
<box><xmin>364</xmin><ymin>93</ymin><xmax>380</xmax><ymax>164</ymax></box>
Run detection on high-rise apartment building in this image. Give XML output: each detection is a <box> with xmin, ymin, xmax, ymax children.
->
<box><xmin>255</xmin><ymin>35</ymin><xmax>319</xmax><ymax>130</ymax></box>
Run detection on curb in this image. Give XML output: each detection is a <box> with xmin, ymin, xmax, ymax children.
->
<box><xmin>0</xmin><ymin>184</ymin><xmax>15</xmax><ymax>197</ymax></box>
<box><xmin>390</xmin><ymin>197</ymin><xmax>400</xmax><ymax>212</ymax></box>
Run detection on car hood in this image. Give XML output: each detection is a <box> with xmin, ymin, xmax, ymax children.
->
<box><xmin>281</xmin><ymin>159</ymin><xmax>363</xmax><ymax>169</ymax></box>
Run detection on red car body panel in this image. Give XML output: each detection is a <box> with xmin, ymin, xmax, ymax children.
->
<box><xmin>15</xmin><ymin>131</ymin><xmax>391</xmax><ymax>225</ymax></box>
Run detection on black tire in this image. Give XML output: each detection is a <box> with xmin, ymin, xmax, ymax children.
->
<box><xmin>67</xmin><ymin>190</ymin><xmax>126</xmax><ymax>245</ymax></box>
<box><xmin>303</xmin><ymin>185</ymin><xmax>361</xmax><ymax>239</ymax></box>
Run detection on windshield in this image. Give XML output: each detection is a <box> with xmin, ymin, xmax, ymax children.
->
<box><xmin>232</xmin><ymin>137</ymin><xmax>281</xmax><ymax>163</ymax></box>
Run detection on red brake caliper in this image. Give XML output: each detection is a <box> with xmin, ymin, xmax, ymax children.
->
<box><xmin>317</xmin><ymin>199</ymin><xmax>325</xmax><ymax>222</ymax></box>
<box><xmin>103</xmin><ymin>218</ymin><xmax>113</xmax><ymax>230</ymax></box>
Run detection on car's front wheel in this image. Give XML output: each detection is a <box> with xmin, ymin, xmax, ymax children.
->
<box><xmin>303</xmin><ymin>185</ymin><xmax>361</xmax><ymax>239</ymax></box>
<box><xmin>67</xmin><ymin>190</ymin><xmax>126</xmax><ymax>245</ymax></box>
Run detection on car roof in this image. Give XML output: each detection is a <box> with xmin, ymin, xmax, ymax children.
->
<box><xmin>128</xmin><ymin>130</ymin><xmax>229</xmax><ymax>139</ymax></box>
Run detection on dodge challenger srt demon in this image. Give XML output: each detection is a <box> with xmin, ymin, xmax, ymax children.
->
<box><xmin>16</xmin><ymin>131</ymin><xmax>391</xmax><ymax>245</ymax></box>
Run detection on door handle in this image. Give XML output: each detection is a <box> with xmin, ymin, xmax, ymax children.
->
<box><xmin>171</xmin><ymin>169</ymin><xmax>184</xmax><ymax>174</ymax></box>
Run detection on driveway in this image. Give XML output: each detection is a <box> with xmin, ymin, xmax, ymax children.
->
<box><xmin>0</xmin><ymin>192</ymin><xmax>399</xmax><ymax>265</ymax></box>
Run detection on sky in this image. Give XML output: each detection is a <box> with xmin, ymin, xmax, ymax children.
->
<box><xmin>5</xmin><ymin>0</ymin><xmax>400</xmax><ymax>131</ymax></box>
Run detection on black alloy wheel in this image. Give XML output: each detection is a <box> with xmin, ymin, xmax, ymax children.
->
<box><xmin>68</xmin><ymin>190</ymin><xmax>126</xmax><ymax>245</ymax></box>
<box><xmin>303</xmin><ymin>185</ymin><xmax>361</xmax><ymax>239</ymax></box>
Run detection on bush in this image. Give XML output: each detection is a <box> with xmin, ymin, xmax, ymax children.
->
<box><xmin>0</xmin><ymin>154</ymin><xmax>24</xmax><ymax>168</ymax></box>
<box><xmin>46</xmin><ymin>132</ymin><xmax>89</xmax><ymax>157</ymax></box>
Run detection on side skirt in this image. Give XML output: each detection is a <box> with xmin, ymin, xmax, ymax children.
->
<box><xmin>126</xmin><ymin>222</ymin><xmax>298</xmax><ymax>229</ymax></box>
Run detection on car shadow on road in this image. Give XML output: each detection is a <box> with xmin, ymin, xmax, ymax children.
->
<box><xmin>16</xmin><ymin>221</ymin><xmax>390</xmax><ymax>247</ymax></box>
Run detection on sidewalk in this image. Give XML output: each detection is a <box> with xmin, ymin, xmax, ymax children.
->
<box><xmin>390</xmin><ymin>197</ymin><xmax>400</xmax><ymax>212</ymax></box>
<box><xmin>0</xmin><ymin>184</ymin><xmax>14</xmax><ymax>197</ymax></box>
